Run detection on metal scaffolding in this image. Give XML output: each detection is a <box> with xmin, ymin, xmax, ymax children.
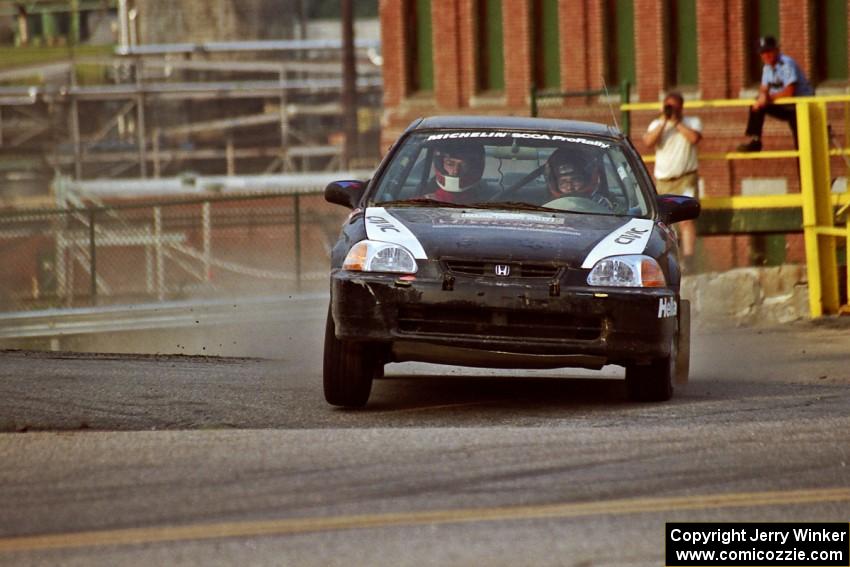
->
<box><xmin>0</xmin><ymin>41</ymin><xmax>383</xmax><ymax>196</ymax></box>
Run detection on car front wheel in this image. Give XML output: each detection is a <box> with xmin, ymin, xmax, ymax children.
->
<box><xmin>625</xmin><ymin>337</ymin><xmax>676</xmax><ymax>402</ymax></box>
<box><xmin>323</xmin><ymin>308</ymin><xmax>383</xmax><ymax>408</ymax></box>
<box><xmin>675</xmin><ymin>299</ymin><xmax>691</xmax><ymax>385</ymax></box>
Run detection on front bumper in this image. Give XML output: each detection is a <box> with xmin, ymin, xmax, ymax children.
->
<box><xmin>331</xmin><ymin>270</ymin><xmax>678</xmax><ymax>369</ymax></box>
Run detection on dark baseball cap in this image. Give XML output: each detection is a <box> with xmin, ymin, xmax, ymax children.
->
<box><xmin>758</xmin><ymin>35</ymin><xmax>778</xmax><ymax>53</ymax></box>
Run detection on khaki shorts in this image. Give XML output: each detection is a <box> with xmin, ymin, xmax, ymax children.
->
<box><xmin>656</xmin><ymin>171</ymin><xmax>698</xmax><ymax>198</ymax></box>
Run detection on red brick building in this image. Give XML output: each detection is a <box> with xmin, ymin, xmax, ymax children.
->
<box><xmin>378</xmin><ymin>0</ymin><xmax>850</xmax><ymax>272</ymax></box>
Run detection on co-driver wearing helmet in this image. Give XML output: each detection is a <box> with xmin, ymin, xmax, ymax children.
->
<box><xmin>543</xmin><ymin>148</ymin><xmax>613</xmax><ymax>210</ymax></box>
<box><xmin>425</xmin><ymin>141</ymin><xmax>488</xmax><ymax>204</ymax></box>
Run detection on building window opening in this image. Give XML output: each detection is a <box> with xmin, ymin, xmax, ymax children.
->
<box><xmin>745</xmin><ymin>0</ymin><xmax>780</xmax><ymax>84</ymax></box>
<box><xmin>476</xmin><ymin>0</ymin><xmax>504</xmax><ymax>92</ymax></box>
<box><xmin>814</xmin><ymin>0</ymin><xmax>848</xmax><ymax>83</ymax></box>
<box><xmin>603</xmin><ymin>0</ymin><xmax>635</xmax><ymax>89</ymax></box>
<box><xmin>532</xmin><ymin>0</ymin><xmax>560</xmax><ymax>90</ymax></box>
<box><xmin>405</xmin><ymin>0</ymin><xmax>434</xmax><ymax>93</ymax></box>
<box><xmin>665</xmin><ymin>0</ymin><xmax>698</xmax><ymax>88</ymax></box>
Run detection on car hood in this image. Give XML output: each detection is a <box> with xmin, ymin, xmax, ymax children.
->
<box><xmin>364</xmin><ymin>206</ymin><xmax>657</xmax><ymax>268</ymax></box>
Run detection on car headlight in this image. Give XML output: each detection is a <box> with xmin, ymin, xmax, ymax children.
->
<box><xmin>586</xmin><ymin>254</ymin><xmax>666</xmax><ymax>287</ymax></box>
<box><xmin>343</xmin><ymin>240</ymin><xmax>418</xmax><ymax>274</ymax></box>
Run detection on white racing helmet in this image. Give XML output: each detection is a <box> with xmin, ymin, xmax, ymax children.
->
<box><xmin>433</xmin><ymin>141</ymin><xmax>486</xmax><ymax>192</ymax></box>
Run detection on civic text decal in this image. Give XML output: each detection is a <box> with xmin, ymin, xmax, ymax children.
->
<box><xmin>580</xmin><ymin>218</ymin><xmax>654</xmax><ymax>268</ymax></box>
<box><xmin>364</xmin><ymin>207</ymin><xmax>428</xmax><ymax>259</ymax></box>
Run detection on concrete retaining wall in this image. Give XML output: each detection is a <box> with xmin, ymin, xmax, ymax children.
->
<box><xmin>681</xmin><ymin>265</ymin><xmax>810</xmax><ymax>328</ymax></box>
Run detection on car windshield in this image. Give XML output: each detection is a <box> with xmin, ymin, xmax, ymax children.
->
<box><xmin>370</xmin><ymin>130</ymin><xmax>652</xmax><ymax>217</ymax></box>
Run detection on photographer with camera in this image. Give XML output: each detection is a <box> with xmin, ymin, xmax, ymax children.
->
<box><xmin>642</xmin><ymin>91</ymin><xmax>702</xmax><ymax>271</ymax></box>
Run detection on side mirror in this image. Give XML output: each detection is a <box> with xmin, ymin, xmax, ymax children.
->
<box><xmin>656</xmin><ymin>194</ymin><xmax>700</xmax><ymax>224</ymax></box>
<box><xmin>324</xmin><ymin>180</ymin><xmax>367</xmax><ymax>209</ymax></box>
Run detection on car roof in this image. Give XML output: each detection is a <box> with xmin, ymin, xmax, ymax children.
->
<box><xmin>412</xmin><ymin>115</ymin><xmax>622</xmax><ymax>139</ymax></box>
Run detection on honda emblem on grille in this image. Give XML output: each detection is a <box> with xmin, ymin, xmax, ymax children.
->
<box><xmin>494</xmin><ymin>264</ymin><xmax>511</xmax><ymax>277</ymax></box>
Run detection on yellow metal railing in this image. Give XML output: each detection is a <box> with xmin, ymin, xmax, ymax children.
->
<box><xmin>621</xmin><ymin>95</ymin><xmax>850</xmax><ymax>318</ymax></box>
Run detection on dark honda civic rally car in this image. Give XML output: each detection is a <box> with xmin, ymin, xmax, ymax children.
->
<box><xmin>323</xmin><ymin>116</ymin><xmax>699</xmax><ymax>407</ymax></box>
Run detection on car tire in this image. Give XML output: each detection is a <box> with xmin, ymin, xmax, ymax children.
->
<box><xmin>625</xmin><ymin>337</ymin><xmax>676</xmax><ymax>402</ymax></box>
<box><xmin>675</xmin><ymin>299</ymin><xmax>691</xmax><ymax>385</ymax></box>
<box><xmin>323</xmin><ymin>308</ymin><xmax>383</xmax><ymax>408</ymax></box>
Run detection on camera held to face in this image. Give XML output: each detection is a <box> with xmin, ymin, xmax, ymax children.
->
<box><xmin>663</xmin><ymin>104</ymin><xmax>674</xmax><ymax>118</ymax></box>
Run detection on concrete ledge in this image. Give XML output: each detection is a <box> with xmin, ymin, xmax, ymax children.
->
<box><xmin>682</xmin><ymin>265</ymin><xmax>810</xmax><ymax>328</ymax></box>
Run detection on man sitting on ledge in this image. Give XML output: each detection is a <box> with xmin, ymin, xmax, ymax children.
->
<box><xmin>737</xmin><ymin>35</ymin><xmax>814</xmax><ymax>152</ymax></box>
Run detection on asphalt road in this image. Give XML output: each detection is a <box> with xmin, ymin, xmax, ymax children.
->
<box><xmin>0</xmin><ymin>309</ymin><xmax>849</xmax><ymax>566</ymax></box>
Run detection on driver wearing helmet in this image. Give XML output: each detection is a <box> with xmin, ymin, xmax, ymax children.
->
<box><xmin>425</xmin><ymin>140</ymin><xmax>488</xmax><ymax>204</ymax></box>
<box><xmin>544</xmin><ymin>148</ymin><xmax>613</xmax><ymax>210</ymax></box>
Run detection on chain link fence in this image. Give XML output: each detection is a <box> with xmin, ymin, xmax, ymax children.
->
<box><xmin>0</xmin><ymin>192</ymin><xmax>346</xmax><ymax>312</ymax></box>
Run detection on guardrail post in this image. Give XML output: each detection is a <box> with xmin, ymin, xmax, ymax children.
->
<box><xmin>135</xmin><ymin>59</ymin><xmax>148</xmax><ymax>178</ymax></box>
<box><xmin>202</xmin><ymin>201</ymin><xmax>211</xmax><ymax>281</ymax></box>
<box><xmin>154</xmin><ymin>206</ymin><xmax>165</xmax><ymax>301</ymax></box>
<box><xmin>56</xmin><ymin>216</ymin><xmax>67</xmax><ymax>302</ymax></box>
<box><xmin>70</xmin><ymin>95</ymin><xmax>83</xmax><ymax>179</ymax></box>
<box><xmin>89</xmin><ymin>208</ymin><xmax>97</xmax><ymax>305</ymax></box>
<box><xmin>294</xmin><ymin>193</ymin><xmax>302</xmax><ymax>290</ymax></box>
<box><xmin>620</xmin><ymin>80</ymin><xmax>630</xmax><ymax>136</ymax></box>
<box><xmin>145</xmin><ymin>235</ymin><xmax>154</xmax><ymax>294</ymax></box>
<box><xmin>797</xmin><ymin>100</ymin><xmax>840</xmax><ymax>317</ymax></box>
